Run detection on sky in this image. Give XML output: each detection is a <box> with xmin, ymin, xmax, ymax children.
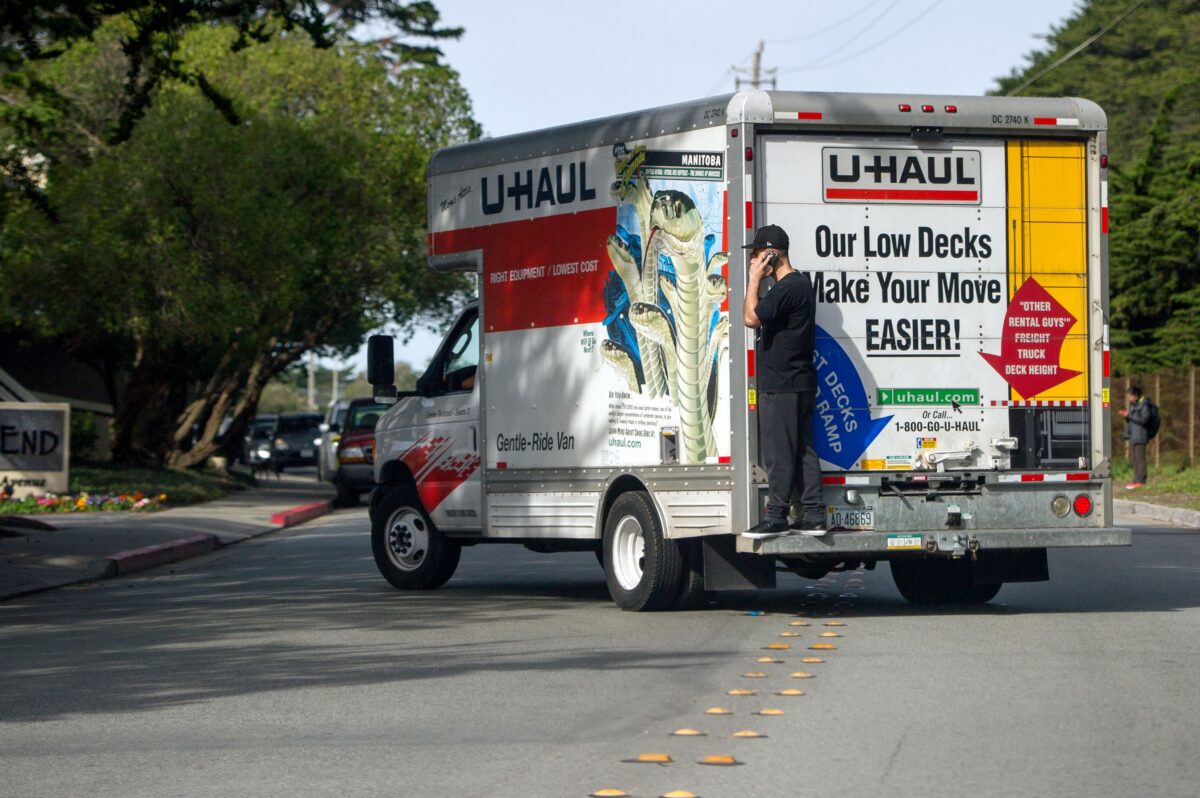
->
<box><xmin>347</xmin><ymin>0</ymin><xmax>1084</xmax><ymax>375</ymax></box>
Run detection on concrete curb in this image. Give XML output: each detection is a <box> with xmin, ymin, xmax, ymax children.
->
<box><xmin>271</xmin><ymin>500</ymin><xmax>332</xmax><ymax>528</ymax></box>
<box><xmin>106</xmin><ymin>533</ymin><xmax>221</xmax><ymax>576</ymax></box>
<box><xmin>1114</xmin><ymin>499</ymin><xmax>1200</xmax><ymax>529</ymax></box>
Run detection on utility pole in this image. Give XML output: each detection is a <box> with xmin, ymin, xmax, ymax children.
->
<box><xmin>332</xmin><ymin>364</ymin><xmax>340</xmax><ymax>404</ymax></box>
<box><xmin>306</xmin><ymin>351</ymin><xmax>316</xmax><ymax>410</ymax></box>
<box><xmin>734</xmin><ymin>41</ymin><xmax>777</xmax><ymax>90</ymax></box>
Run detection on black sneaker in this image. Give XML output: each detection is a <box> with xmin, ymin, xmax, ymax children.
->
<box><xmin>743</xmin><ymin>519</ymin><xmax>791</xmax><ymax>539</ymax></box>
<box><xmin>792</xmin><ymin>519</ymin><xmax>827</xmax><ymax>537</ymax></box>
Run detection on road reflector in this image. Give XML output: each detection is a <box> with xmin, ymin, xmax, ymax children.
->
<box><xmin>661</xmin><ymin>791</ymin><xmax>699</xmax><ymax>798</ymax></box>
<box><xmin>756</xmin><ymin>657</ymin><xmax>783</xmax><ymax>664</ymax></box>
<box><xmin>630</xmin><ymin>753</ymin><xmax>673</xmax><ymax>764</ymax></box>
<box><xmin>779</xmin><ymin>631</ymin><xmax>801</xmax><ymax>638</ymax></box>
<box><xmin>819</xmin><ymin>632</ymin><xmax>842</xmax><ymax>638</ymax></box>
<box><xmin>824</xmin><ymin>621</ymin><xmax>847</xmax><ymax>627</ymax></box>
<box><xmin>777</xmin><ymin>689</ymin><xmax>806</xmax><ymax>696</ymax></box>
<box><xmin>726</xmin><ymin>688</ymin><xmax>756</xmax><ymax>696</ymax></box>
<box><xmin>672</xmin><ymin>728</ymin><xmax>706</xmax><ymax>737</ymax></box>
<box><xmin>839</xmin><ymin>593</ymin><xmax>858</xmax><ymax>598</ymax></box>
<box><xmin>811</xmin><ymin>643</ymin><xmax>837</xmax><ymax>651</ymax></box>
<box><xmin>733</xmin><ymin>730</ymin><xmax>765</xmax><ymax>738</ymax></box>
<box><xmin>705</xmin><ymin>707</ymin><xmax>733</xmax><ymax>715</ymax></box>
<box><xmin>789</xmin><ymin>620</ymin><xmax>810</xmax><ymax>626</ymax></box>
<box><xmin>742</xmin><ymin>671</ymin><xmax>767</xmax><ymax>678</ymax></box>
<box><xmin>698</xmin><ymin>755</ymin><xmax>741</xmax><ymax>766</ymax></box>
<box><xmin>744</xmin><ymin>611</ymin><xmax>767</xmax><ymax>616</ymax></box>
<box><xmin>754</xmin><ymin>708</ymin><xmax>785</xmax><ymax>716</ymax></box>
<box><xmin>791</xmin><ymin>671</ymin><xmax>815</xmax><ymax>679</ymax></box>
<box><xmin>766</xmin><ymin>643</ymin><xmax>791</xmax><ymax>650</ymax></box>
<box><xmin>590</xmin><ymin>791</ymin><xmax>630</xmax><ymax>797</ymax></box>
<box><xmin>801</xmin><ymin>657</ymin><xmax>825</xmax><ymax>663</ymax></box>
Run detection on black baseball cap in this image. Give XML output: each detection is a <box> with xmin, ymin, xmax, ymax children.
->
<box><xmin>743</xmin><ymin>224</ymin><xmax>789</xmax><ymax>251</ymax></box>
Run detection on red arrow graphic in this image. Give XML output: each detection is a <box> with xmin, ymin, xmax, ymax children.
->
<box><xmin>980</xmin><ymin>277</ymin><xmax>1081</xmax><ymax>399</ymax></box>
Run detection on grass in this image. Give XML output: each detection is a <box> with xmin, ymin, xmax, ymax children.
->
<box><xmin>1113</xmin><ymin>452</ymin><xmax>1200</xmax><ymax>510</ymax></box>
<box><xmin>0</xmin><ymin>464</ymin><xmax>252</xmax><ymax>514</ymax></box>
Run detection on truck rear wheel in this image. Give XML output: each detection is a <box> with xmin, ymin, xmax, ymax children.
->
<box><xmin>603</xmin><ymin>491</ymin><xmax>682</xmax><ymax>611</ymax></box>
<box><xmin>890</xmin><ymin>557</ymin><xmax>1002</xmax><ymax>605</ymax></box>
<box><xmin>371</xmin><ymin>485</ymin><xmax>460</xmax><ymax>590</ymax></box>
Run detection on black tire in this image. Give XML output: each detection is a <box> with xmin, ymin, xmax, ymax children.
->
<box><xmin>890</xmin><ymin>557</ymin><xmax>1003</xmax><ymax>605</ymax></box>
<box><xmin>333</xmin><ymin>473</ymin><xmax>360</xmax><ymax>508</ymax></box>
<box><xmin>602</xmin><ymin>491</ymin><xmax>682</xmax><ymax>611</ymax></box>
<box><xmin>371</xmin><ymin>485</ymin><xmax>460</xmax><ymax>590</ymax></box>
<box><xmin>673</xmin><ymin>538</ymin><xmax>707</xmax><ymax>609</ymax></box>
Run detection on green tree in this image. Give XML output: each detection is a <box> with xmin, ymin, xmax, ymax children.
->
<box><xmin>994</xmin><ymin>0</ymin><xmax>1200</xmax><ymax>371</ymax></box>
<box><xmin>1</xmin><ymin>1</ymin><xmax>462</xmax><ymax>217</ymax></box>
<box><xmin>0</xmin><ymin>19</ymin><xmax>478</xmax><ymax>466</ymax></box>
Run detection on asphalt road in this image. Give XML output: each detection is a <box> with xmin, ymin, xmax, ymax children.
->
<box><xmin>1</xmin><ymin>509</ymin><xmax>1197</xmax><ymax>798</ymax></box>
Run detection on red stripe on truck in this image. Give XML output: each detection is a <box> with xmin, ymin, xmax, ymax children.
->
<box><xmin>431</xmin><ymin>208</ymin><xmax>617</xmax><ymax>333</ymax></box>
<box><xmin>825</xmin><ymin>188</ymin><xmax>979</xmax><ymax>202</ymax></box>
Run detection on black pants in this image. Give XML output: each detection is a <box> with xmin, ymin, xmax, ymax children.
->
<box><xmin>1131</xmin><ymin>442</ymin><xmax>1147</xmax><ymax>484</ymax></box>
<box><xmin>759</xmin><ymin>390</ymin><xmax>822</xmax><ymax>524</ymax></box>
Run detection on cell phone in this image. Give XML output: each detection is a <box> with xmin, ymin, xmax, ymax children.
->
<box><xmin>765</xmin><ymin>251</ymin><xmax>779</xmax><ymax>268</ymax></box>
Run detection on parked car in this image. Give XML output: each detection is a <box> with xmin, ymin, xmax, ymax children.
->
<box><xmin>317</xmin><ymin>400</ymin><xmax>350</xmax><ymax>483</ymax></box>
<box><xmin>242</xmin><ymin>414</ymin><xmax>278</xmax><ymax>465</ymax></box>
<box><xmin>267</xmin><ymin>412</ymin><xmax>323</xmax><ymax>472</ymax></box>
<box><xmin>332</xmin><ymin>399</ymin><xmax>389</xmax><ymax>505</ymax></box>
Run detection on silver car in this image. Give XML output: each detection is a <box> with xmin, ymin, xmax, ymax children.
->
<box><xmin>317</xmin><ymin>400</ymin><xmax>350</xmax><ymax>483</ymax></box>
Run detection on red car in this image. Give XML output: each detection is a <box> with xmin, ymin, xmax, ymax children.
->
<box><xmin>332</xmin><ymin>399</ymin><xmax>389</xmax><ymax>506</ymax></box>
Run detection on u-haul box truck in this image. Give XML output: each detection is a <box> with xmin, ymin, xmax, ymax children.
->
<box><xmin>366</xmin><ymin>90</ymin><xmax>1131</xmax><ymax>610</ymax></box>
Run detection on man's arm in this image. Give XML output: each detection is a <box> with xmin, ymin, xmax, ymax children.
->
<box><xmin>744</xmin><ymin>271</ymin><xmax>764</xmax><ymax>329</ymax></box>
<box><xmin>743</xmin><ymin>250</ymin><xmax>772</xmax><ymax>329</ymax></box>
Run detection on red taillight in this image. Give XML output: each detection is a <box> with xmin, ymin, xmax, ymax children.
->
<box><xmin>1100</xmin><ymin>154</ymin><xmax>1108</xmax><ymax>168</ymax></box>
<box><xmin>921</xmin><ymin>104</ymin><xmax>934</xmax><ymax>113</ymax></box>
<box><xmin>731</xmin><ymin>129</ymin><xmax>739</xmax><ymax>138</ymax></box>
<box><xmin>1073</xmin><ymin>494</ymin><xmax>1093</xmax><ymax>517</ymax></box>
<box><xmin>745</xmin><ymin>147</ymin><xmax>753</xmax><ymax>162</ymax></box>
<box><xmin>944</xmin><ymin>105</ymin><xmax>958</xmax><ymax>113</ymax></box>
<box><xmin>898</xmin><ymin>104</ymin><xmax>912</xmax><ymax>112</ymax></box>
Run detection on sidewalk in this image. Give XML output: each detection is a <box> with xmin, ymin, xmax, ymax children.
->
<box><xmin>0</xmin><ymin>472</ymin><xmax>336</xmax><ymax>601</ymax></box>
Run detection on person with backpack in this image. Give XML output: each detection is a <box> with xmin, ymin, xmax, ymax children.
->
<box><xmin>1119</xmin><ymin>385</ymin><xmax>1159</xmax><ymax>489</ymax></box>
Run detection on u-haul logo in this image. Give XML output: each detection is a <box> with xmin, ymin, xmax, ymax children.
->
<box><xmin>822</xmin><ymin>147</ymin><xmax>981</xmax><ymax>205</ymax></box>
<box><xmin>481</xmin><ymin>160</ymin><xmax>598</xmax><ymax>216</ymax></box>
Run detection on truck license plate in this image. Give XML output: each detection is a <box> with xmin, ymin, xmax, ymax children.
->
<box><xmin>826</xmin><ymin>506</ymin><xmax>874</xmax><ymax>531</ymax></box>
<box><xmin>301</xmin><ymin>448</ymin><xmax>314</xmax><ymax>458</ymax></box>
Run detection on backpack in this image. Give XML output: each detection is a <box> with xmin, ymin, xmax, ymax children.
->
<box><xmin>1145</xmin><ymin>398</ymin><xmax>1161</xmax><ymax>440</ymax></box>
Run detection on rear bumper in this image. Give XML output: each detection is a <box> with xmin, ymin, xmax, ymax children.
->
<box><xmin>738</xmin><ymin>526</ymin><xmax>1132</xmax><ymax>556</ymax></box>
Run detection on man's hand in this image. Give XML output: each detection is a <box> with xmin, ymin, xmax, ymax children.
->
<box><xmin>748</xmin><ymin>250</ymin><xmax>774</xmax><ymax>282</ymax></box>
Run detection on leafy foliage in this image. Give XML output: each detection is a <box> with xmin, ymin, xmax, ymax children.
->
<box><xmin>994</xmin><ymin>0</ymin><xmax>1200</xmax><ymax>370</ymax></box>
<box><xmin>0</xmin><ymin>18</ymin><xmax>478</xmax><ymax>465</ymax></box>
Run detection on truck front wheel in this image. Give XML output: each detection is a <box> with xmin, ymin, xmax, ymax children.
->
<box><xmin>603</xmin><ymin>491</ymin><xmax>682</xmax><ymax>611</ymax></box>
<box><xmin>371</xmin><ymin>486</ymin><xmax>460</xmax><ymax>590</ymax></box>
<box><xmin>889</xmin><ymin>557</ymin><xmax>1002</xmax><ymax>605</ymax></box>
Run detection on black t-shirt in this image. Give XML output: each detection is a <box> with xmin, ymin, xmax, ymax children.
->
<box><xmin>755</xmin><ymin>271</ymin><xmax>816</xmax><ymax>392</ymax></box>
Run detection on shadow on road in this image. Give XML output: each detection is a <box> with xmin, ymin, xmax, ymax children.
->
<box><xmin>0</xmin><ymin>521</ymin><xmax>1192</xmax><ymax>723</ymax></box>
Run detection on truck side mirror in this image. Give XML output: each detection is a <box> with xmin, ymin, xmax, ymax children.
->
<box><xmin>367</xmin><ymin>334</ymin><xmax>398</xmax><ymax>405</ymax></box>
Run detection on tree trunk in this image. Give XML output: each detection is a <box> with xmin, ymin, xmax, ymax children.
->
<box><xmin>110</xmin><ymin>350</ymin><xmax>180</xmax><ymax>465</ymax></box>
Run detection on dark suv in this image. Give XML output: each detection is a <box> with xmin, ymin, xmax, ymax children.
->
<box><xmin>268</xmin><ymin>413</ymin><xmax>322</xmax><ymax>472</ymax></box>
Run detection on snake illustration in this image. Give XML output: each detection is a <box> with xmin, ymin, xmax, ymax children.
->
<box><xmin>602</xmin><ymin>170</ymin><xmax>730</xmax><ymax>464</ymax></box>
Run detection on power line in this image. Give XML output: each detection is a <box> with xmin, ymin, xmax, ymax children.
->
<box><xmin>778</xmin><ymin>0</ymin><xmax>944</xmax><ymax>74</ymax></box>
<box><xmin>765</xmin><ymin>0</ymin><xmax>890</xmax><ymax>46</ymax></box>
<box><xmin>1005</xmin><ymin>0</ymin><xmax>1150</xmax><ymax>96</ymax></box>
<box><xmin>775</xmin><ymin>0</ymin><xmax>902</xmax><ymax>74</ymax></box>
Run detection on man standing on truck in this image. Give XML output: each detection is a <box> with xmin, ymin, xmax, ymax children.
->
<box><xmin>741</xmin><ymin>224</ymin><xmax>826</xmax><ymax>539</ymax></box>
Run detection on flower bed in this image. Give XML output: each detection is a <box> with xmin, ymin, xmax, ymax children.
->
<box><xmin>0</xmin><ymin>491</ymin><xmax>169</xmax><ymax>514</ymax></box>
